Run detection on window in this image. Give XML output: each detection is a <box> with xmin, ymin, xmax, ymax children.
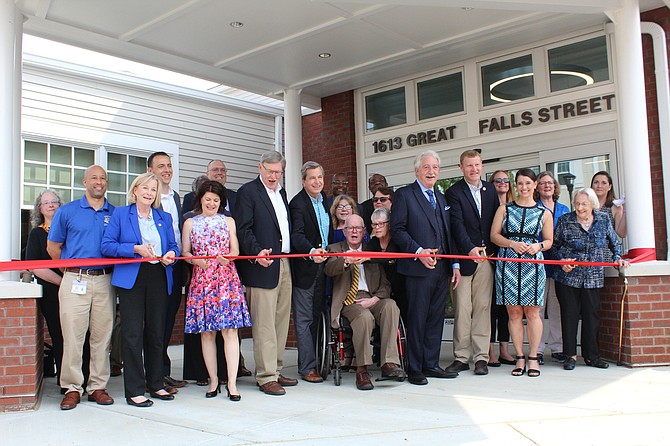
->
<box><xmin>548</xmin><ymin>36</ymin><xmax>609</xmax><ymax>93</ymax></box>
<box><xmin>481</xmin><ymin>54</ymin><xmax>534</xmax><ymax>107</ymax></box>
<box><xmin>418</xmin><ymin>72</ymin><xmax>464</xmax><ymax>120</ymax></box>
<box><xmin>546</xmin><ymin>155</ymin><xmax>611</xmax><ymax>210</ymax></box>
<box><xmin>106</xmin><ymin>152</ymin><xmax>148</xmax><ymax>207</ymax></box>
<box><xmin>365</xmin><ymin>87</ymin><xmax>406</xmax><ymax>132</ymax></box>
<box><xmin>23</xmin><ymin>141</ymin><xmax>95</xmax><ymax>206</ymax></box>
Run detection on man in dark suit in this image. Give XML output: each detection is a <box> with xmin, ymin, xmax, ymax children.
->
<box><xmin>147</xmin><ymin>152</ymin><xmax>187</xmax><ymax>391</ymax></box>
<box><xmin>444</xmin><ymin>149</ymin><xmax>499</xmax><ymax>376</ymax></box>
<box><xmin>391</xmin><ymin>150</ymin><xmax>461</xmax><ymax>385</ymax></box>
<box><xmin>359</xmin><ymin>173</ymin><xmax>387</xmax><ymax>234</ymax></box>
<box><xmin>182</xmin><ymin>160</ymin><xmax>237</xmax><ymax>217</ymax></box>
<box><xmin>289</xmin><ymin>161</ymin><xmax>332</xmax><ymax>383</ymax></box>
<box><xmin>325</xmin><ymin>214</ymin><xmax>404</xmax><ymax>391</ymax></box>
<box><xmin>234</xmin><ymin>151</ymin><xmax>297</xmax><ymax>396</ymax></box>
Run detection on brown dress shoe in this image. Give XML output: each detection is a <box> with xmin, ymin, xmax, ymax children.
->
<box><xmin>258</xmin><ymin>381</ymin><xmax>286</xmax><ymax>396</ymax></box>
<box><xmin>165</xmin><ymin>385</ymin><xmax>179</xmax><ymax>395</ymax></box>
<box><xmin>445</xmin><ymin>360</ymin><xmax>470</xmax><ymax>373</ymax></box>
<box><xmin>381</xmin><ymin>363</ymin><xmax>405</xmax><ymax>379</ymax></box>
<box><xmin>301</xmin><ymin>370</ymin><xmax>324</xmax><ymax>383</ymax></box>
<box><xmin>474</xmin><ymin>360</ymin><xmax>489</xmax><ymax>375</ymax></box>
<box><xmin>87</xmin><ymin>389</ymin><xmax>114</xmax><ymax>405</ymax></box>
<box><xmin>164</xmin><ymin>376</ymin><xmax>188</xmax><ymax>388</ymax></box>
<box><xmin>277</xmin><ymin>374</ymin><xmax>298</xmax><ymax>387</ymax></box>
<box><xmin>60</xmin><ymin>391</ymin><xmax>80</xmax><ymax>410</ymax></box>
<box><xmin>356</xmin><ymin>371</ymin><xmax>374</xmax><ymax>390</ymax></box>
<box><xmin>237</xmin><ymin>366</ymin><xmax>253</xmax><ymax>377</ymax></box>
<box><xmin>110</xmin><ymin>365</ymin><xmax>122</xmax><ymax>377</ymax></box>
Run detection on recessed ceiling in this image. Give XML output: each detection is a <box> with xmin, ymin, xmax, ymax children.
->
<box><xmin>16</xmin><ymin>0</ymin><xmax>667</xmax><ymax>109</ymax></box>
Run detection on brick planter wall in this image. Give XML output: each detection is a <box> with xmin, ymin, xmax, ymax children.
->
<box><xmin>600</xmin><ymin>275</ymin><xmax>670</xmax><ymax>366</ymax></box>
<box><xmin>0</xmin><ymin>295</ymin><xmax>43</xmax><ymax>412</ymax></box>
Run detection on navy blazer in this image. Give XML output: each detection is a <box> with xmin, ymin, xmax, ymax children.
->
<box><xmin>289</xmin><ymin>188</ymin><xmax>333</xmax><ymax>289</ymax></box>
<box><xmin>101</xmin><ymin>204</ymin><xmax>180</xmax><ymax>293</ymax></box>
<box><xmin>234</xmin><ymin>177</ymin><xmax>291</xmax><ymax>289</ymax></box>
<box><xmin>444</xmin><ymin>178</ymin><xmax>499</xmax><ymax>276</ymax></box>
<box><xmin>391</xmin><ymin>181</ymin><xmax>455</xmax><ymax>278</ymax></box>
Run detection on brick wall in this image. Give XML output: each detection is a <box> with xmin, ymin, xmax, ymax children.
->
<box><xmin>302</xmin><ymin>91</ymin><xmax>359</xmax><ymax>201</ymax></box>
<box><xmin>641</xmin><ymin>7</ymin><xmax>669</xmax><ymax>260</ymax></box>
<box><xmin>0</xmin><ymin>297</ymin><xmax>43</xmax><ymax>412</ymax></box>
<box><xmin>600</xmin><ymin>275</ymin><xmax>670</xmax><ymax>366</ymax></box>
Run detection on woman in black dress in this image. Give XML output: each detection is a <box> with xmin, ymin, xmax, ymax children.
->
<box><xmin>25</xmin><ymin>189</ymin><xmax>64</xmax><ymax>382</ymax></box>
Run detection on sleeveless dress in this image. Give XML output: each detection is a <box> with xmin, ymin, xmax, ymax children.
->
<box><xmin>185</xmin><ymin>214</ymin><xmax>251</xmax><ymax>333</ymax></box>
<box><xmin>495</xmin><ymin>202</ymin><xmax>546</xmax><ymax>307</ymax></box>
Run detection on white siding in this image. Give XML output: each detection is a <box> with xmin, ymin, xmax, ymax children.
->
<box><xmin>22</xmin><ymin>62</ymin><xmax>280</xmax><ymax>195</ymax></box>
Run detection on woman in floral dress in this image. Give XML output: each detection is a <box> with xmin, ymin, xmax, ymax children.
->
<box><xmin>182</xmin><ymin>180</ymin><xmax>251</xmax><ymax>401</ymax></box>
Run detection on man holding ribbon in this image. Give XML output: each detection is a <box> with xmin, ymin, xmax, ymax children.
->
<box><xmin>47</xmin><ymin>165</ymin><xmax>116</xmax><ymax>410</ymax></box>
<box><xmin>325</xmin><ymin>214</ymin><xmax>404</xmax><ymax>390</ymax></box>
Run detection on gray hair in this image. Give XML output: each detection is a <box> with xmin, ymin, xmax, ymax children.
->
<box><xmin>260</xmin><ymin>151</ymin><xmax>286</xmax><ymax>169</ymax></box>
<box><xmin>301</xmin><ymin>161</ymin><xmax>323</xmax><ymax>180</ymax></box>
<box><xmin>192</xmin><ymin>174</ymin><xmax>209</xmax><ymax>192</ymax></box>
<box><xmin>31</xmin><ymin>189</ymin><xmax>63</xmax><ymax>228</ymax></box>
<box><xmin>414</xmin><ymin>150</ymin><xmax>441</xmax><ymax>170</ymax></box>
<box><xmin>573</xmin><ymin>187</ymin><xmax>600</xmax><ymax>209</ymax></box>
<box><xmin>371</xmin><ymin>207</ymin><xmax>391</xmax><ymax>223</ymax></box>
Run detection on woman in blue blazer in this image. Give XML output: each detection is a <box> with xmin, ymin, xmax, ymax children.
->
<box><xmin>101</xmin><ymin>173</ymin><xmax>179</xmax><ymax>407</ymax></box>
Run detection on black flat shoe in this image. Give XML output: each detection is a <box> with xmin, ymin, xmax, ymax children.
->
<box><xmin>206</xmin><ymin>384</ymin><xmax>221</xmax><ymax>398</ymax></box>
<box><xmin>126</xmin><ymin>398</ymin><xmax>153</xmax><ymax>407</ymax></box>
<box><xmin>149</xmin><ymin>390</ymin><xmax>175</xmax><ymax>401</ymax></box>
<box><xmin>499</xmin><ymin>357</ymin><xmax>516</xmax><ymax>365</ymax></box>
<box><xmin>564</xmin><ymin>357</ymin><xmax>577</xmax><ymax>370</ymax></box>
<box><xmin>527</xmin><ymin>356</ymin><xmax>541</xmax><ymax>377</ymax></box>
<box><xmin>585</xmin><ymin>358</ymin><xmax>609</xmax><ymax>369</ymax></box>
<box><xmin>407</xmin><ymin>372</ymin><xmax>428</xmax><ymax>385</ymax></box>
<box><xmin>512</xmin><ymin>355</ymin><xmax>526</xmax><ymax>376</ymax></box>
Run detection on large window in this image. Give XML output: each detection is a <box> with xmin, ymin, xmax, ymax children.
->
<box><xmin>548</xmin><ymin>36</ymin><xmax>609</xmax><ymax>93</ymax></box>
<box><xmin>365</xmin><ymin>87</ymin><xmax>407</xmax><ymax>132</ymax></box>
<box><xmin>418</xmin><ymin>72</ymin><xmax>464</xmax><ymax>120</ymax></box>
<box><xmin>106</xmin><ymin>152</ymin><xmax>147</xmax><ymax>207</ymax></box>
<box><xmin>23</xmin><ymin>141</ymin><xmax>95</xmax><ymax>206</ymax></box>
<box><xmin>546</xmin><ymin>155</ymin><xmax>611</xmax><ymax>210</ymax></box>
<box><xmin>481</xmin><ymin>54</ymin><xmax>535</xmax><ymax>107</ymax></box>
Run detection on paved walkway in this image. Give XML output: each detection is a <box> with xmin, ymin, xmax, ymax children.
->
<box><xmin>2</xmin><ymin>340</ymin><xmax>669</xmax><ymax>445</ymax></box>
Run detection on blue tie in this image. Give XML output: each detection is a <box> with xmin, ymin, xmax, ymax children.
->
<box><xmin>426</xmin><ymin>190</ymin><xmax>437</xmax><ymax>210</ymax></box>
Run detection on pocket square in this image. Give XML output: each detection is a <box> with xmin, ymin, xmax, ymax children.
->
<box><xmin>444</xmin><ymin>205</ymin><xmax>450</xmax><ymax>211</ymax></box>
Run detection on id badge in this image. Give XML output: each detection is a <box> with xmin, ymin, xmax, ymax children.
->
<box><xmin>71</xmin><ymin>280</ymin><xmax>88</xmax><ymax>295</ymax></box>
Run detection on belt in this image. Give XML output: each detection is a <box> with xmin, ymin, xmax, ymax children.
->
<box><xmin>65</xmin><ymin>267</ymin><xmax>113</xmax><ymax>276</ymax></box>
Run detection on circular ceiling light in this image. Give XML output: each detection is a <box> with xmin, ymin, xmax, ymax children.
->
<box><xmin>489</xmin><ymin>69</ymin><xmax>594</xmax><ymax>103</ymax></box>
<box><xmin>229</xmin><ymin>21</ymin><xmax>244</xmax><ymax>28</ymax></box>
<box><xmin>318</xmin><ymin>52</ymin><xmax>332</xmax><ymax>59</ymax></box>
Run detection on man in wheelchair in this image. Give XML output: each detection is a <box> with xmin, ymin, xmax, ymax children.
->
<box><xmin>324</xmin><ymin>214</ymin><xmax>405</xmax><ymax>390</ymax></box>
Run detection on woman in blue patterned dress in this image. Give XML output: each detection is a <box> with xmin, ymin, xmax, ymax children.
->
<box><xmin>491</xmin><ymin>169</ymin><xmax>553</xmax><ymax>377</ymax></box>
<box><xmin>182</xmin><ymin>180</ymin><xmax>251</xmax><ymax>401</ymax></box>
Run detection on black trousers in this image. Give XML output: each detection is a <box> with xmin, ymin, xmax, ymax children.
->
<box><xmin>162</xmin><ymin>261</ymin><xmax>184</xmax><ymax>377</ymax></box>
<box><xmin>555</xmin><ymin>282</ymin><xmax>602</xmax><ymax>360</ymax></box>
<box><xmin>39</xmin><ymin>292</ymin><xmax>63</xmax><ymax>381</ymax></box>
<box><xmin>404</xmin><ymin>261</ymin><xmax>448</xmax><ymax>374</ymax></box>
<box><xmin>118</xmin><ymin>263</ymin><xmax>168</xmax><ymax>398</ymax></box>
<box><xmin>489</xmin><ymin>293</ymin><xmax>510</xmax><ymax>343</ymax></box>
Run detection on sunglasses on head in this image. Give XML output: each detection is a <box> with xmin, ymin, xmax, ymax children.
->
<box><xmin>493</xmin><ymin>178</ymin><xmax>510</xmax><ymax>184</ymax></box>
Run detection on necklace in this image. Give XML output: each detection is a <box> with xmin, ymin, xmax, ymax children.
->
<box><xmin>578</xmin><ymin>218</ymin><xmax>592</xmax><ymax>228</ymax></box>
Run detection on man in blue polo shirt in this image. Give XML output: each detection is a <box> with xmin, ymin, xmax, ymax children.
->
<box><xmin>47</xmin><ymin>165</ymin><xmax>116</xmax><ymax>410</ymax></box>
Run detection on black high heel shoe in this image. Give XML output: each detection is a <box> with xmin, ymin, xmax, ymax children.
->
<box><xmin>206</xmin><ymin>384</ymin><xmax>221</xmax><ymax>398</ymax></box>
<box><xmin>226</xmin><ymin>386</ymin><xmax>241</xmax><ymax>402</ymax></box>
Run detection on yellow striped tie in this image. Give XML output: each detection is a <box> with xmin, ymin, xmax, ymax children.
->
<box><xmin>344</xmin><ymin>263</ymin><xmax>359</xmax><ymax>305</ymax></box>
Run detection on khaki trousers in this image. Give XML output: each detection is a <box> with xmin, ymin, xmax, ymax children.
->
<box><xmin>59</xmin><ymin>272</ymin><xmax>115</xmax><ymax>395</ymax></box>
<box><xmin>247</xmin><ymin>258</ymin><xmax>292</xmax><ymax>386</ymax></box>
<box><xmin>340</xmin><ymin>295</ymin><xmax>400</xmax><ymax>367</ymax></box>
<box><xmin>453</xmin><ymin>261</ymin><xmax>493</xmax><ymax>363</ymax></box>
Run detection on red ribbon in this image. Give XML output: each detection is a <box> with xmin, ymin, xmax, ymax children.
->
<box><xmin>2</xmin><ymin>250</ymin><xmax>651</xmax><ymax>273</ymax></box>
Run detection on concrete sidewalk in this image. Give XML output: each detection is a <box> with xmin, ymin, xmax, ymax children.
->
<box><xmin>2</xmin><ymin>340</ymin><xmax>669</xmax><ymax>446</ymax></box>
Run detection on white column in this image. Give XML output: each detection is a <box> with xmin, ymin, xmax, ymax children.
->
<box><xmin>611</xmin><ymin>0</ymin><xmax>656</xmax><ymax>258</ymax></box>
<box><xmin>0</xmin><ymin>0</ymin><xmax>23</xmax><ymax>280</ymax></box>
<box><xmin>283</xmin><ymin>89</ymin><xmax>303</xmax><ymax>199</ymax></box>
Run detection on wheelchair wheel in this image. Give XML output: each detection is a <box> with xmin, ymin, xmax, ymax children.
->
<box><xmin>397</xmin><ymin>316</ymin><xmax>409</xmax><ymax>373</ymax></box>
<box><xmin>315</xmin><ymin>310</ymin><xmax>331</xmax><ymax>380</ymax></box>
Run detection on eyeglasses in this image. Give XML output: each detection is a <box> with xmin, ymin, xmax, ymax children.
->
<box><xmin>373</xmin><ymin>197</ymin><xmax>390</xmax><ymax>203</ymax></box>
<box><xmin>493</xmin><ymin>178</ymin><xmax>510</xmax><ymax>184</ymax></box>
<box><xmin>40</xmin><ymin>200</ymin><xmax>59</xmax><ymax>206</ymax></box>
<box><xmin>261</xmin><ymin>164</ymin><xmax>283</xmax><ymax>177</ymax></box>
<box><xmin>208</xmin><ymin>167</ymin><xmax>227</xmax><ymax>173</ymax></box>
<box><xmin>336</xmin><ymin>204</ymin><xmax>353</xmax><ymax>210</ymax></box>
<box><xmin>538</xmin><ymin>181</ymin><xmax>554</xmax><ymax>187</ymax></box>
<box><xmin>371</xmin><ymin>221</ymin><xmax>389</xmax><ymax>228</ymax></box>
<box><xmin>344</xmin><ymin>226</ymin><xmax>364</xmax><ymax>232</ymax></box>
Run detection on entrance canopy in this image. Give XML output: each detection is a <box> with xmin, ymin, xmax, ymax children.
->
<box><xmin>16</xmin><ymin>0</ymin><xmax>666</xmax><ymax>108</ymax></box>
